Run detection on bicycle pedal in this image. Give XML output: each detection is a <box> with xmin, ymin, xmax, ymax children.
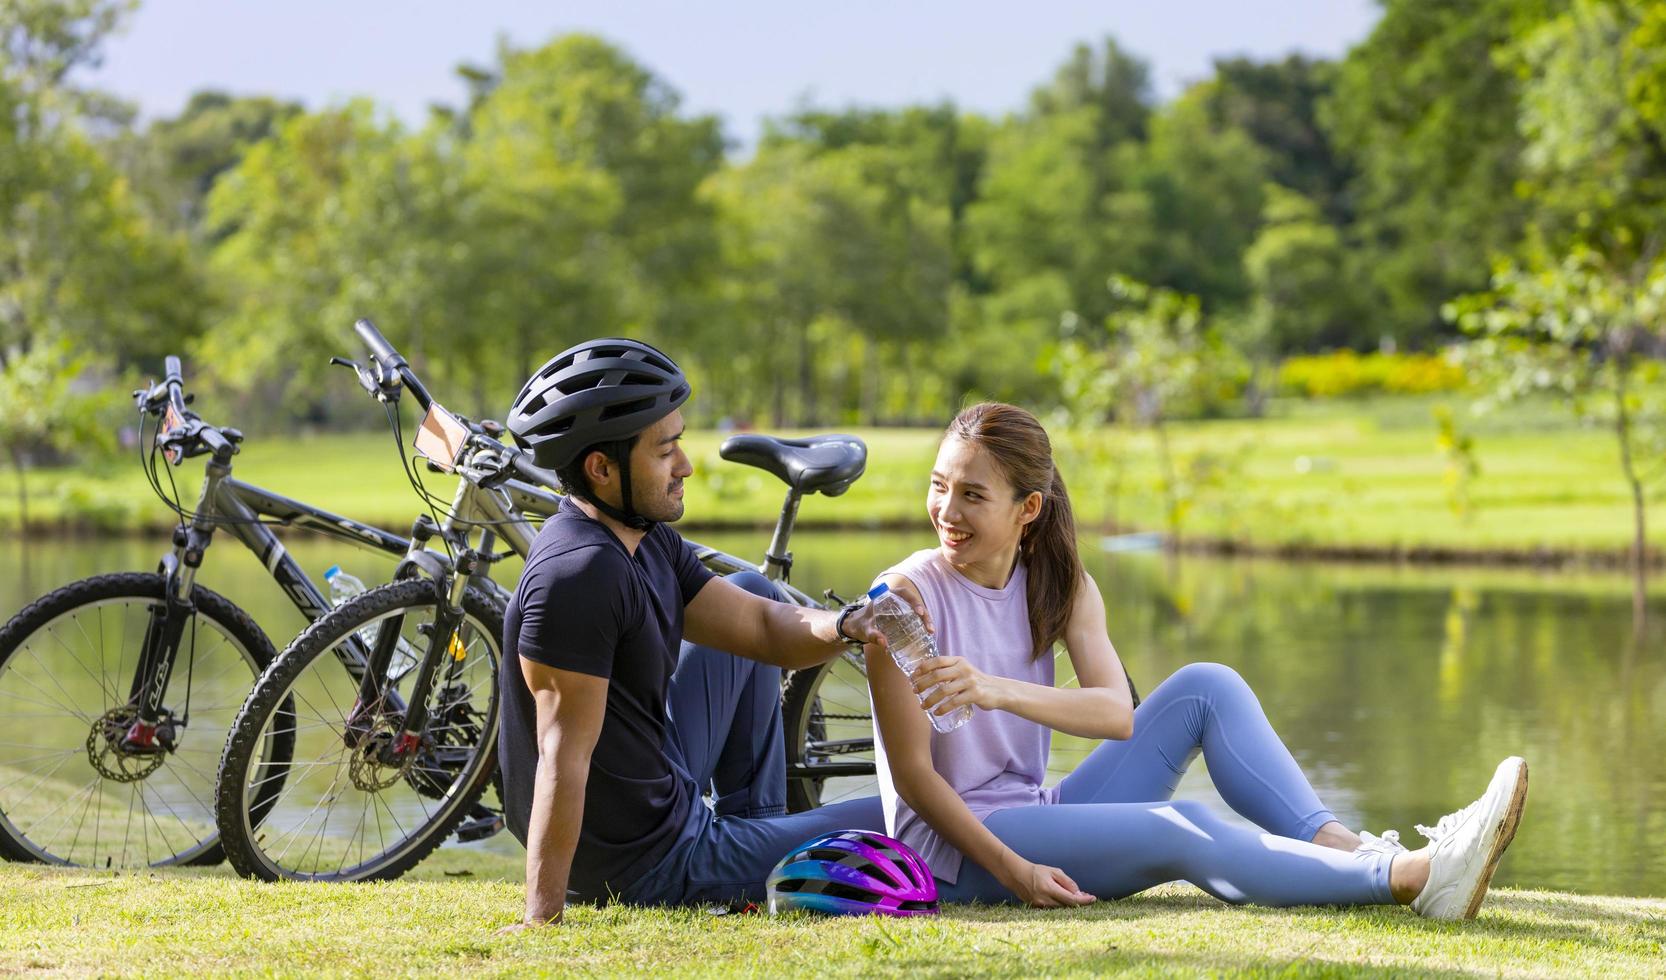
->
<box><xmin>453</xmin><ymin>812</ymin><xmax>504</xmax><ymax>843</ymax></box>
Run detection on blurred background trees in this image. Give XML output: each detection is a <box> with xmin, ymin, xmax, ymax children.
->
<box><xmin>1</xmin><ymin>0</ymin><xmax>1661</xmax><ymax>436</ymax></box>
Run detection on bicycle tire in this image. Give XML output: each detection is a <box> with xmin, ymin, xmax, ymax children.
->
<box><xmin>216</xmin><ymin>577</ymin><xmax>502</xmax><ymax>882</ymax></box>
<box><xmin>782</xmin><ymin>651</ymin><xmax>877</xmax><ymax>812</ymax></box>
<box><xmin>0</xmin><ymin>571</ymin><xmax>281</xmax><ymax>867</ymax></box>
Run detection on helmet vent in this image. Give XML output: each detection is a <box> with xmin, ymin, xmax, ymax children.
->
<box><xmin>816</xmin><ymin>881</ymin><xmax>881</xmax><ymax>902</ymax></box>
<box><xmin>599</xmin><ymin>396</ymin><xmax>656</xmax><ymax>421</ymax></box>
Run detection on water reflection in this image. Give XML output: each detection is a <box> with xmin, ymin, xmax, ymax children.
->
<box><xmin>2</xmin><ymin>533</ymin><xmax>1661</xmax><ymax>897</ymax></box>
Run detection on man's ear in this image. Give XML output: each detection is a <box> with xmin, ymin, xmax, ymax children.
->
<box><xmin>582</xmin><ymin>449</ymin><xmax>613</xmax><ymax>489</ymax></box>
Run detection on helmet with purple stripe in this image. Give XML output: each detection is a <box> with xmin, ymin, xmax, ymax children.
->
<box><xmin>766</xmin><ymin>829</ymin><xmax>938</xmax><ymax>916</ymax></box>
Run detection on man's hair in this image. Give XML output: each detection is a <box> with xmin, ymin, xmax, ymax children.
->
<box><xmin>554</xmin><ymin>434</ymin><xmax>640</xmax><ymax>498</ymax></box>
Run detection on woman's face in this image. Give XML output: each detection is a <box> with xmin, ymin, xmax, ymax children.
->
<box><xmin>927</xmin><ymin>436</ymin><xmax>1040</xmax><ymax>566</ymax></box>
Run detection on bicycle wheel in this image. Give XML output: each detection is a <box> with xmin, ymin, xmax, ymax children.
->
<box><xmin>783</xmin><ymin>649</ymin><xmax>877</xmax><ymax>812</ymax></box>
<box><xmin>0</xmin><ymin>572</ymin><xmax>280</xmax><ymax>867</ymax></box>
<box><xmin>216</xmin><ymin>578</ymin><xmax>502</xmax><ymax>881</ymax></box>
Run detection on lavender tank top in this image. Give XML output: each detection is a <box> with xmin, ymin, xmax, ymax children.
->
<box><xmin>872</xmin><ymin>548</ymin><xmax>1058</xmax><ymax>884</ymax></box>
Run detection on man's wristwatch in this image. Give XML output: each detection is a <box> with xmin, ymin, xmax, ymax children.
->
<box><xmin>834</xmin><ymin>598</ymin><xmax>868</xmax><ymax>647</ymax></box>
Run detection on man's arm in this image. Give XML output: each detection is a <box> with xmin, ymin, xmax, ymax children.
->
<box><xmin>520</xmin><ymin>658</ymin><xmax>607</xmax><ymax>925</ymax></box>
<box><xmin>682</xmin><ymin>574</ymin><xmax>932</xmax><ymax>671</ymax></box>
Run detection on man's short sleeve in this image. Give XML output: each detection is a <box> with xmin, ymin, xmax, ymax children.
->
<box><xmin>670</xmin><ymin>532</ymin><xmax>716</xmax><ymax>605</ymax></box>
<box><xmin>515</xmin><ymin>545</ymin><xmax>627</xmax><ymax>678</ymax></box>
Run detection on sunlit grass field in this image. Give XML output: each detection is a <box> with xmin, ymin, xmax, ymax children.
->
<box><xmin>1</xmin><ymin>394</ymin><xmax>1657</xmax><ymax>560</ymax></box>
<box><xmin>4</xmin><ymin>855</ymin><xmax>1664</xmax><ymax>977</ymax></box>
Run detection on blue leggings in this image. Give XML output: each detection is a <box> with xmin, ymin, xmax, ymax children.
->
<box><xmin>937</xmin><ymin>663</ymin><xmax>1395</xmax><ymax>907</ymax></box>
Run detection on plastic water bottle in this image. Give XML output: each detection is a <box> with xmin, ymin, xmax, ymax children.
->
<box><xmin>867</xmin><ymin>583</ymin><xmax>972</xmax><ymax>733</ymax></box>
<box><xmin>325</xmin><ymin>565</ymin><xmax>419</xmax><ymax>680</ymax></box>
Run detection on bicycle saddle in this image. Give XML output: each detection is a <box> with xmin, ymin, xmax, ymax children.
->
<box><xmin>718</xmin><ymin>433</ymin><xmax>867</xmax><ymax>497</ymax></box>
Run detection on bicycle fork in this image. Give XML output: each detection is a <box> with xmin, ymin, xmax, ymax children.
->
<box><xmin>346</xmin><ymin>551</ymin><xmax>480</xmax><ymax>770</ymax></box>
<box><xmin>122</xmin><ymin>524</ymin><xmax>215</xmax><ymax>755</ymax></box>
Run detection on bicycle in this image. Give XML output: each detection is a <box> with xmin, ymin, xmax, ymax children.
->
<box><xmin>0</xmin><ymin>354</ymin><xmax>439</xmax><ymax>869</ymax></box>
<box><xmin>214</xmin><ymin>321</ymin><xmax>881</xmax><ymax>880</ymax></box>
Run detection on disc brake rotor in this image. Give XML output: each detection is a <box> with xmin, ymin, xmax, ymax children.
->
<box><xmin>86</xmin><ymin>707</ymin><xmax>165</xmax><ymax>783</ymax></box>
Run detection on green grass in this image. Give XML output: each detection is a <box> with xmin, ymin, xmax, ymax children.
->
<box><xmin>1</xmin><ymin>395</ymin><xmax>1659</xmax><ymax>560</ymax></box>
<box><xmin>3</xmin><ymin>856</ymin><xmax>1663</xmax><ymax>977</ymax></box>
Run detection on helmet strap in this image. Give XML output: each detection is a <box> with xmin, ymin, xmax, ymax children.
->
<box><xmin>579</xmin><ymin>445</ymin><xmax>653</xmax><ymax>532</ymax></box>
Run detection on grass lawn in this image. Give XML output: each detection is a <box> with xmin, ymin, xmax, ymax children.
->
<box><xmin>1</xmin><ymin>394</ymin><xmax>1659</xmax><ymax>561</ymax></box>
<box><xmin>3</xmin><ymin>853</ymin><xmax>1664</xmax><ymax>977</ymax></box>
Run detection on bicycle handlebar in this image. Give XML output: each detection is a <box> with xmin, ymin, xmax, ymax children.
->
<box><xmin>509</xmin><ymin>451</ymin><xmax>561</xmax><ymax>490</ymax></box>
<box><xmin>164</xmin><ymin>356</ymin><xmax>183</xmax><ymax>386</ymax></box>
<box><xmin>353</xmin><ymin>318</ymin><xmax>434</xmax><ymax>411</ymax></box>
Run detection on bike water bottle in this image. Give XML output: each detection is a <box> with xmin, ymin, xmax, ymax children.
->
<box><xmin>324</xmin><ymin>565</ymin><xmax>418</xmax><ymax>680</ymax></box>
<box><xmin>867</xmin><ymin>583</ymin><xmax>972</xmax><ymax>733</ymax></box>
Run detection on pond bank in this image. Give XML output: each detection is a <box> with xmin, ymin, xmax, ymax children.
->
<box><xmin>9</xmin><ymin>512</ymin><xmax>1660</xmax><ymax>574</ymax></box>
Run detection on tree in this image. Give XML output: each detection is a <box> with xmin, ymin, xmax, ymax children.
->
<box><xmin>1450</xmin><ymin>251</ymin><xmax>1665</xmax><ymax>632</ymax></box>
<box><xmin>1057</xmin><ymin>277</ymin><xmax>1245</xmax><ymax>555</ymax></box>
<box><xmin>1201</xmin><ymin>54</ymin><xmax>1352</xmax><ymax>223</ymax></box>
<box><xmin>1</xmin><ymin>0</ymin><xmax>202</xmax><ymax>371</ymax></box>
<box><xmin>1243</xmin><ymin>185</ymin><xmax>1354</xmax><ymax>355</ymax></box>
<box><xmin>0</xmin><ymin>339</ymin><xmax>109</xmax><ymax>529</ymax></box>
<box><xmin>1324</xmin><ymin>0</ymin><xmax>1557</xmax><ymax>345</ymax></box>
<box><xmin>966</xmin><ymin>37</ymin><xmax>1153</xmax><ymax>329</ymax></box>
<box><xmin>128</xmin><ymin>90</ymin><xmax>304</xmax><ymax>234</ymax></box>
<box><xmin>702</xmin><ymin>141</ymin><xmax>953</xmax><ymax>426</ymax></box>
<box><xmin>1123</xmin><ymin>91</ymin><xmax>1269</xmax><ymax>309</ymax></box>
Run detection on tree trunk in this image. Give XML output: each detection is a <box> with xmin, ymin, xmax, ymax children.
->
<box><xmin>798</xmin><ymin>322</ymin><xmax>816</xmax><ymax>427</ymax></box>
<box><xmin>1614</xmin><ymin>367</ymin><xmax>1649</xmax><ymax>634</ymax></box>
<box><xmin>10</xmin><ymin>447</ymin><xmax>28</xmax><ymax>534</ymax></box>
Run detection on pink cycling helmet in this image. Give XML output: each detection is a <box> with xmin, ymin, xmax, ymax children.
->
<box><xmin>766</xmin><ymin>829</ymin><xmax>938</xmax><ymax>916</ymax></box>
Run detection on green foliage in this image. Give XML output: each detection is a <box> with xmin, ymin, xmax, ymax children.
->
<box><xmin>1450</xmin><ymin>248</ymin><xmax>1666</xmax><ymax>623</ymax></box>
<box><xmin>1325</xmin><ymin>0</ymin><xmax>1556</xmax><ymax>344</ymax></box>
<box><xmin>1510</xmin><ymin>0</ymin><xmax>1666</xmax><ymax>266</ymax></box>
<box><xmin>1277</xmin><ymin>350</ymin><xmax>1467</xmax><ymax>399</ymax></box>
<box><xmin>1057</xmin><ymin>277</ymin><xmax>1249</xmax><ymax>546</ymax></box>
<box><xmin>1201</xmin><ymin>55</ymin><xmax>1352</xmax><ymax>222</ymax></box>
<box><xmin>1433</xmin><ymin>404</ymin><xmax>1482</xmax><ymax>521</ymax></box>
<box><xmin>0</xmin><ymin>339</ymin><xmax>111</xmax><ymax>527</ymax></box>
<box><xmin>1243</xmin><ymin>186</ymin><xmax>1353</xmax><ymax>354</ymax></box>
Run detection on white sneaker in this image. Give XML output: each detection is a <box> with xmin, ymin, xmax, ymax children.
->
<box><xmin>1410</xmin><ymin>756</ymin><xmax>1530</xmax><ymax>920</ymax></box>
<box><xmin>1354</xmin><ymin>829</ymin><xmax>1408</xmax><ymax>858</ymax></box>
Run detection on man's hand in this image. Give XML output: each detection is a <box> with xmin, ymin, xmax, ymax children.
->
<box><xmin>845</xmin><ymin>576</ymin><xmax>933</xmax><ymax>650</ymax></box>
<box><xmin>496</xmin><ymin>915</ymin><xmax>560</xmax><ymax>935</ymax></box>
<box><xmin>912</xmin><ymin>655</ymin><xmax>1006</xmax><ymax>715</ymax></box>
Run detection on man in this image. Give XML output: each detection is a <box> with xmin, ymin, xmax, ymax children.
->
<box><xmin>498</xmin><ymin>338</ymin><xmax>919</xmax><ymax>926</ymax></box>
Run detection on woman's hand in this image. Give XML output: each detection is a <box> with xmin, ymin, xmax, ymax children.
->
<box><xmin>1001</xmin><ymin>858</ymin><xmax>1096</xmax><ymax>908</ymax></box>
<box><xmin>913</xmin><ymin>656</ymin><xmax>1006</xmax><ymax>715</ymax></box>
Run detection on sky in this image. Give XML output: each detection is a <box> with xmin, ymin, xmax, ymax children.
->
<box><xmin>91</xmin><ymin>1</ymin><xmax>1381</xmax><ymax>145</ymax></box>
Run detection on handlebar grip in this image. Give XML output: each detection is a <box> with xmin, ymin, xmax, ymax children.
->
<box><xmin>164</xmin><ymin>356</ymin><xmax>183</xmax><ymax>385</ymax></box>
<box><xmin>354</xmin><ymin>318</ymin><xmax>407</xmax><ymax>369</ymax></box>
<box><xmin>198</xmin><ymin>425</ymin><xmax>232</xmax><ymax>458</ymax></box>
<box><xmin>510</xmin><ymin>452</ymin><xmax>562</xmax><ymax>490</ymax></box>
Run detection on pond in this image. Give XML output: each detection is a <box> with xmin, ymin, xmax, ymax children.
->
<box><xmin>2</xmin><ymin>531</ymin><xmax>1662</xmax><ymax>898</ymax></box>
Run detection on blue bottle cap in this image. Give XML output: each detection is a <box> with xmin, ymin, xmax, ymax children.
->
<box><xmin>866</xmin><ymin>583</ymin><xmax>889</xmax><ymax>600</ymax></box>
<box><xmin>324</xmin><ymin>564</ymin><xmax>341</xmax><ymax>580</ymax></box>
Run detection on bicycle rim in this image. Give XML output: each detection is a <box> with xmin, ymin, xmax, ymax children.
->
<box><xmin>227</xmin><ymin>596</ymin><xmax>499</xmax><ymax>880</ymax></box>
<box><xmin>0</xmin><ymin>591</ymin><xmax>264</xmax><ymax>867</ymax></box>
<box><xmin>787</xmin><ymin>650</ymin><xmax>878</xmax><ymax>810</ymax></box>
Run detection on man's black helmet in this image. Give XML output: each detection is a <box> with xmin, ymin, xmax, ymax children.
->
<box><xmin>507</xmin><ymin>338</ymin><xmax>690</xmax><ymax>471</ymax></box>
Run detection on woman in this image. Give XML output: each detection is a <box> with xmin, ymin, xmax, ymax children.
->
<box><xmin>864</xmin><ymin>402</ymin><xmax>1528</xmax><ymax>917</ymax></box>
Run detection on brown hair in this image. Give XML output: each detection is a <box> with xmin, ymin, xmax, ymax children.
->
<box><xmin>944</xmin><ymin>402</ymin><xmax>1080</xmax><ymax>660</ymax></box>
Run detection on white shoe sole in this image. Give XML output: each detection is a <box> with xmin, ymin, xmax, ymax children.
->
<box><xmin>1459</xmin><ymin>758</ymin><xmax>1529</xmax><ymax>920</ymax></box>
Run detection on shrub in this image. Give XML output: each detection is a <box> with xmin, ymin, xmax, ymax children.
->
<box><xmin>1277</xmin><ymin>349</ymin><xmax>1467</xmax><ymax>399</ymax></box>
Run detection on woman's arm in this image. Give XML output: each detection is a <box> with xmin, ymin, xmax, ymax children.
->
<box><xmin>913</xmin><ymin>570</ymin><xmax>1134</xmax><ymax>740</ymax></box>
<box><xmin>866</xmin><ymin>579</ymin><xmax>1092</xmax><ymax>908</ymax></box>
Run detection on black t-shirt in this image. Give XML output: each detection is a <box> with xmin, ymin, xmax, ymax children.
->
<box><xmin>499</xmin><ymin>501</ymin><xmax>716</xmax><ymax>899</ymax></box>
